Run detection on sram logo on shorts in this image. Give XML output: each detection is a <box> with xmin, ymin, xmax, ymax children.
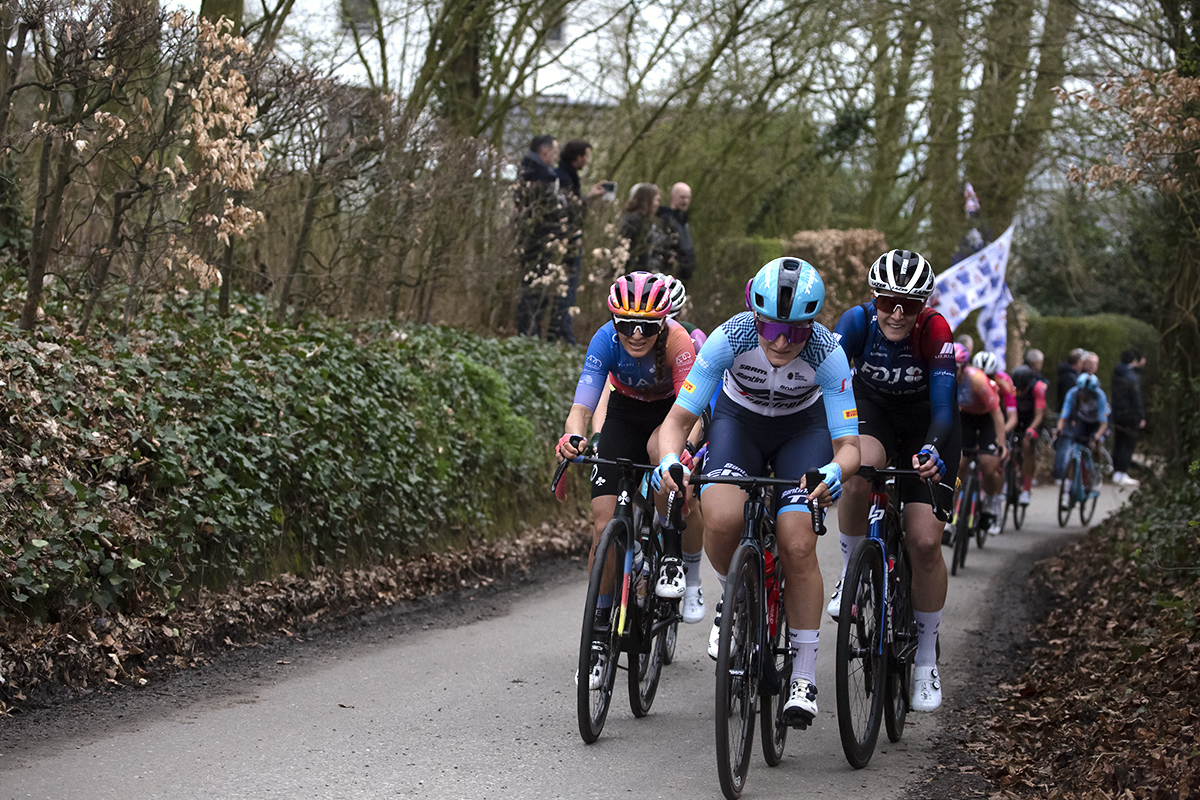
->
<box><xmin>682</xmin><ymin>379</ymin><xmax>696</xmax><ymax>394</ymax></box>
<box><xmin>842</xmin><ymin>408</ymin><xmax>859</xmax><ymax>419</ymax></box>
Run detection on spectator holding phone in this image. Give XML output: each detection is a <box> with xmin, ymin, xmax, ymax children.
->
<box><xmin>620</xmin><ymin>183</ymin><xmax>668</xmax><ymax>273</ymax></box>
<box><xmin>656</xmin><ymin>182</ymin><xmax>695</xmax><ymax>283</ymax></box>
<box><xmin>551</xmin><ymin>139</ymin><xmax>608</xmax><ymax>344</ymax></box>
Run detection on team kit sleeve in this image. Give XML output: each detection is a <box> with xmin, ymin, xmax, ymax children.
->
<box><xmin>832</xmin><ymin>304</ymin><xmax>869</xmax><ymax>366</ymax></box>
<box><xmin>664</xmin><ymin>321</ymin><xmax>697</xmax><ymax>397</ymax></box>
<box><xmin>815</xmin><ymin>345</ymin><xmax>859</xmax><ymax>439</ymax></box>
<box><xmin>1033</xmin><ymin>381</ymin><xmax>1047</xmax><ymax>410</ymax></box>
<box><xmin>922</xmin><ymin>313</ymin><xmax>957</xmax><ymax>450</ymax></box>
<box><xmin>571</xmin><ymin>325</ymin><xmax>617</xmax><ymax>411</ymax></box>
<box><xmin>975</xmin><ymin>370</ymin><xmax>1001</xmax><ymax>411</ymax></box>
<box><xmin>1061</xmin><ymin>386</ymin><xmax>1077</xmax><ymax>420</ymax></box>
<box><xmin>1096</xmin><ymin>389</ymin><xmax>1111</xmax><ymax>422</ymax></box>
<box><xmin>675</xmin><ymin>322</ymin><xmax>736</xmax><ymax>418</ymax></box>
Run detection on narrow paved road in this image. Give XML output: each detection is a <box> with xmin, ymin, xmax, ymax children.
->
<box><xmin>0</xmin><ymin>483</ymin><xmax>1127</xmax><ymax>800</ymax></box>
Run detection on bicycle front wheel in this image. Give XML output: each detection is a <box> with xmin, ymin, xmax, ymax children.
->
<box><xmin>952</xmin><ymin>474</ymin><xmax>974</xmax><ymax>576</ymax></box>
<box><xmin>835</xmin><ymin>540</ymin><xmax>885</xmax><ymax>769</ymax></box>
<box><xmin>577</xmin><ymin>518</ymin><xmax>627</xmax><ymax>744</ymax></box>
<box><xmin>884</xmin><ymin>535</ymin><xmax>914</xmax><ymax>743</ymax></box>
<box><xmin>1057</xmin><ymin>458</ymin><xmax>1075</xmax><ymax>528</ymax></box>
<box><xmin>715</xmin><ymin>544</ymin><xmax>760</xmax><ymax>800</ymax></box>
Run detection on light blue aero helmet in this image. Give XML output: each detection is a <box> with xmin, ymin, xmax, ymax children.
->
<box><xmin>1076</xmin><ymin>372</ymin><xmax>1100</xmax><ymax>393</ymax></box>
<box><xmin>745</xmin><ymin>257</ymin><xmax>825</xmax><ymax>322</ymax></box>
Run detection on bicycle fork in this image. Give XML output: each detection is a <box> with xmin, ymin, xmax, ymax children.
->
<box><xmin>869</xmin><ymin>491</ymin><xmax>892</xmax><ymax>659</ymax></box>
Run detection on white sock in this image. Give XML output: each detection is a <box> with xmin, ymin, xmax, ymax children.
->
<box><xmin>789</xmin><ymin>628</ymin><xmax>819</xmax><ymax>683</ymax></box>
<box><xmin>838</xmin><ymin>533</ymin><xmax>860</xmax><ymax>575</ymax></box>
<box><xmin>683</xmin><ymin>550</ymin><xmax>703</xmax><ymax>588</ymax></box>
<box><xmin>914</xmin><ymin>609</ymin><xmax>941</xmax><ymax>668</ymax></box>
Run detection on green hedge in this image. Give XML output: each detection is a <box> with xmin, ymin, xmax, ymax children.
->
<box><xmin>687</xmin><ymin>236</ymin><xmax>784</xmax><ymax>331</ymax></box>
<box><xmin>1024</xmin><ymin>313</ymin><xmax>1160</xmax><ymax>401</ymax></box>
<box><xmin>0</xmin><ymin>297</ymin><xmax>581</xmax><ymax>619</ymax></box>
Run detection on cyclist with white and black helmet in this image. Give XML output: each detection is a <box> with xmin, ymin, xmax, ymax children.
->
<box><xmin>832</xmin><ymin>248</ymin><xmax>959</xmax><ymax>712</ymax></box>
<box><xmin>655</xmin><ymin>257</ymin><xmax>860</xmax><ymax>728</ymax></box>
<box><xmin>971</xmin><ymin>350</ymin><xmax>1018</xmax><ymax>437</ymax></box>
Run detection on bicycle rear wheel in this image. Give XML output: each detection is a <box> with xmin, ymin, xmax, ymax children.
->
<box><xmin>759</xmin><ymin>576</ymin><xmax>789</xmax><ymax>767</ymax></box>
<box><xmin>835</xmin><ymin>540</ymin><xmax>885</xmax><ymax>769</ymax></box>
<box><xmin>577</xmin><ymin>518</ymin><xmax>626</xmax><ymax>744</ymax></box>
<box><xmin>628</xmin><ymin>601</ymin><xmax>666</xmax><ymax>717</ymax></box>
<box><xmin>715</xmin><ymin>544</ymin><xmax>760</xmax><ymax>800</ymax></box>
<box><xmin>884</xmin><ymin>533</ymin><xmax>914</xmax><ymax>743</ymax></box>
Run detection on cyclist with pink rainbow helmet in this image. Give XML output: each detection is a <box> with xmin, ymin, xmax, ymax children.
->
<box><xmin>557</xmin><ymin>272</ymin><xmax>698</xmax><ymax>689</ymax></box>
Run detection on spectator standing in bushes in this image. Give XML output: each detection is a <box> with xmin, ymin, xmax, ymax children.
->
<box><xmin>1025</xmin><ymin>348</ymin><xmax>1048</xmax><ymax>386</ymax></box>
<box><xmin>550</xmin><ymin>139</ymin><xmax>607</xmax><ymax>345</ymax></box>
<box><xmin>620</xmin><ymin>184</ymin><xmax>667</xmax><ymax>273</ymax></box>
<box><xmin>1082</xmin><ymin>351</ymin><xmax>1100</xmax><ymax>376</ymax></box>
<box><xmin>1056</xmin><ymin>348</ymin><xmax>1084</xmax><ymax>411</ymax></box>
<box><xmin>656</xmin><ymin>182</ymin><xmax>695</xmax><ymax>284</ymax></box>
<box><xmin>1110</xmin><ymin>349</ymin><xmax>1147</xmax><ymax>486</ymax></box>
<box><xmin>514</xmin><ymin>134</ymin><xmax>569</xmax><ymax>338</ymax></box>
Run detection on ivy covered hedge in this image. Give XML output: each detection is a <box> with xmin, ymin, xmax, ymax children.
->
<box><xmin>0</xmin><ymin>295</ymin><xmax>580</xmax><ymax>621</ymax></box>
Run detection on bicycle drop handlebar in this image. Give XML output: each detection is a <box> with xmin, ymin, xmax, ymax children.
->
<box><xmin>855</xmin><ymin>454</ymin><xmax>952</xmax><ymax>523</ymax></box>
<box><xmin>550</xmin><ymin>434</ymin><xmax>685</xmax><ymax>527</ymax></box>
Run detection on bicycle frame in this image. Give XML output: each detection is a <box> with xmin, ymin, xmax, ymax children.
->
<box><xmin>857</xmin><ymin>465</ymin><xmax>949</xmax><ymax>659</ymax></box>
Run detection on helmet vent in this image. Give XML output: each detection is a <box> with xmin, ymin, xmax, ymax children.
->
<box><xmin>804</xmin><ymin>300</ymin><xmax>819</xmax><ymax>315</ymax></box>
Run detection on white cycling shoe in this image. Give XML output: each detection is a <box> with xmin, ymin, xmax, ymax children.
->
<box><xmin>682</xmin><ymin>586</ymin><xmax>705</xmax><ymax>623</ymax></box>
<box><xmin>911</xmin><ymin>665</ymin><xmax>942</xmax><ymax>712</ymax></box>
<box><xmin>1018</xmin><ymin>490</ymin><xmax>1032</xmax><ymax>505</ymax></box>
<box><xmin>707</xmin><ymin>602</ymin><xmax>722</xmax><ymax>660</ymax></box>
<box><xmin>656</xmin><ymin>557</ymin><xmax>687</xmax><ymax>599</ymax></box>
<box><xmin>826</xmin><ymin>580</ymin><xmax>843</xmax><ymax>619</ymax></box>
<box><xmin>573</xmin><ymin>642</ymin><xmax>609</xmax><ymax>690</ymax></box>
<box><xmin>781</xmin><ymin>678</ymin><xmax>818</xmax><ymax>728</ymax></box>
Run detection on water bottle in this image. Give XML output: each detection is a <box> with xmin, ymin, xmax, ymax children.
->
<box><xmin>633</xmin><ymin>541</ymin><xmax>648</xmax><ymax>607</ymax></box>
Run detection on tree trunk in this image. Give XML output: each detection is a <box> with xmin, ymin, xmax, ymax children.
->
<box><xmin>924</xmin><ymin>0</ymin><xmax>966</xmax><ymax>269</ymax></box>
<box><xmin>277</xmin><ymin>173</ymin><xmax>323</xmax><ymax>324</ymax></box>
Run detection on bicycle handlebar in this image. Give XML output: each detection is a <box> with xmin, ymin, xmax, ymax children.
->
<box><xmin>854</xmin><ymin>454</ymin><xmax>952</xmax><ymax>523</ymax></box>
<box><xmin>550</xmin><ymin>436</ymin><xmax>686</xmax><ymax>526</ymax></box>
<box><xmin>686</xmin><ymin>471</ymin><xmax>828</xmax><ymax>536</ymax></box>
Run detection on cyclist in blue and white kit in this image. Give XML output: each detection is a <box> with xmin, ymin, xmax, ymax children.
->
<box><xmin>654</xmin><ymin>257</ymin><xmax>860</xmax><ymax>728</ymax></box>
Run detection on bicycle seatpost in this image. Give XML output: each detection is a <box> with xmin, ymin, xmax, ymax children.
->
<box><xmin>805</xmin><ymin>469</ymin><xmax>827</xmax><ymax>536</ymax></box>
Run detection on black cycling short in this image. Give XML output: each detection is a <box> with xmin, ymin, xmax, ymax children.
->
<box><xmin>591</xmin><ymin>391</ymin><xmax>675</xmax><ymax>499</ymax></box>
<box><xmin>853</xmin><ymin>378</ymin><xmax>959</xmax><ymax>508</ymax></box>
<box><xmin>960</xmin><ymin>411</ymin><xmax>998</xmax><ymax>455</ymax></box>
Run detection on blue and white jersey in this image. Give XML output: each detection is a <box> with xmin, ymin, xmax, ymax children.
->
<box><xmin>677</xmin><ymin>312</ymin><xmax>858</xmax><ymax>438</ymax></box>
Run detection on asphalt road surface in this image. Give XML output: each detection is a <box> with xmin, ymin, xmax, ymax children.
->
<box><xmin>0</xmin><ymin>483</ymin><xmax>1127</xmax><ymax>800</ymax></box>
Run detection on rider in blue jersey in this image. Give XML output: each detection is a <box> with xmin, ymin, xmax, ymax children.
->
<box><xmin>833</xmin><ymin>249</ymin><xmax>957</xmax><ymax>712</ymax></box>
<box><xmin>655</xmin><ymin>257</ymin><xmax>861</xmax><ymax>728</ymax></box>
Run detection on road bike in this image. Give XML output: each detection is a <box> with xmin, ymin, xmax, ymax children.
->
<box><xmin>1001</xmin><ymin>432</ymin><xmax>1027</xmax><ymax>532</ymax></box>
<box><xmin>835</xmin><ymin>459</ymin><xmax>951</xmax><ymax>769</ymax></box>
<box><xmin>685</xmin><ymin>467</ymin><xmax>819</xmax><ymax>800</ymax></box>
<box><xmin>1057</xmin><ymin>434</ymin><xmax>1103</xmax><ymax>528</ymax></box>
<box><xmin>950</xmin><ymin>447</ymin><xmax>987</xmax><ymax>575</ymax></box>
<box><xmin>551</xmin><ymin>440</ymin><xmax>683</xmax><ymax>743</ymax></box>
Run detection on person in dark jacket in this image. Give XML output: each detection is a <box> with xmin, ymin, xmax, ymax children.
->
<box><xmin>1055</xmin><ymin>348</ymin><xmax>1084</xmax><ymax>412</ymax></box>
<box><xmin>514</xmin><ymin>134</ymin><xmax>568</xmax><ymax>337</ymax></box>
<box><xmin>549</xmin><ymin>139</ymin><xmax>606</xmax><ymax>344</ymax></box>
<box><xmin>1110</xmin><ymin>349</ymin><xmax>1147</xmax><ymax>485</ymax></box>
<box><xmin>619</xmin><ymin>183</ymin><xmax>667</xmax><ymax>273</ymax></box>
<box><xmin>655</xmin><ymin>182</ymin><xmax>695</xmax><ymax>283</ymax></box>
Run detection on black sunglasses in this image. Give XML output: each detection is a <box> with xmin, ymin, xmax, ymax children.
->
<box><xmin>613</xmin><ymin>317</ymin><xmax>664</xmax><ymax>338</ymax></box>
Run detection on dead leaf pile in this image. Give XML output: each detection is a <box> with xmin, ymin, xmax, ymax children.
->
<box><xmin>964</xmin><ymin>526</ymin><xmax>1200</xmax><ymax>799</ymax></box>
<box><xmin>0</xmin><ymin>518</ymin><xmax>589</xmax><ymax>713</ymax></box>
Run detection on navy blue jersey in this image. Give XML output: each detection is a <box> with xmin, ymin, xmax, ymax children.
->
<box><xmin>834</xmin><ymin>301</ymin><xmax>957</xmax><ymax>451</ymax></box>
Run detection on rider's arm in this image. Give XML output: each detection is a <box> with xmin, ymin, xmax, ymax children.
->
<box><xmin>809</xmin><ymin>337</ymin><xmax>861</xmax><ymax>506</ymax></box>
<box><xmin>1004</xmin><ymin>406</ymin><xmax>1018</xmax><ymax>433</ymax></box>
<box><xmin>562</xmin><ymin>326</ymin><xmax>616</xmax><ymax>458</ymax></box>
<box><xmin>922</xmin><ymin>314</ymin><xmax>957</xmax><ymax>451</ymax></box>
<box><xmin>1095</xmin><ymin>388</ymin><xmax>1110</xmax><ymax>442</ymax></box>
<box><xmin>832</xmin><ymin>304</ymin><xmax>869</xmax><ymax>366</ymax></box>
<box><xmin>656</xmin><ymin>403</ymin><xmax>700</xmax><ymax>491</ymax></box>
<box><xmin>990</xmin><ymin>404</ymin><xmax>1008</xmax><ymax>459</ymax></box>
<box><xmin>1029</xmin><ymin>382</ymin><xmax>1046</xmax><ymax>434</ymax></box>
<box><xmin>1057</xmin><ymin>387</ymin><xmax>1076</xmax><ymax>433</ymax></box>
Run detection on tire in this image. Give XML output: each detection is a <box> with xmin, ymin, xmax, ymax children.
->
<box><xmin>884</xmin><ymin>531</ymin><xmax>913</xmax><ymax>744</ymax></box>
<box><xmin>628</xmin><ymin>589</ymin><xmax>665</xmax><ymax>717</ymax></box>
<box><xmin>715</xmin><ymin>545</ymin><xmax>760</xmax><ymax>800</ymax></box>
<box><xmin>1079</xmin><ymin>459</ymin><xmax>1100</xmax><ymax>525</ymax></box>
<box><xmin>951</xmin><ymin>473</ymin><xmax>974</xmax><ymax>576</ymax></box>
<box><xmin>1057</xmin><ymin>457</ymin><xmax>1075</xmax><ymax>528</ymax></box>
<box><xmin>760</xmin><ymin>572</ymin><xmax>789</xmax><ymax>767</ymax></box>
<box><xmin>835</xmin><ymin>540</ymin><xmax>885</xmax><ymax>769</ymax></box>
<box><xmin>662</xmin><ymin>607</ymin><xmax>679</xmax><ymax>665</ymax></box>
<box><xmin>577</xmin><ymin>518</ymin><xmax>626</xmax><ymax>744</ymax></box>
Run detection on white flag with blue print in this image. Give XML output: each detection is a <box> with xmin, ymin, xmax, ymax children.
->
<box><xmin>921</xmin><ymin>221</ymin><xmax>1017</xmax><ymax>331</ymax></box>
